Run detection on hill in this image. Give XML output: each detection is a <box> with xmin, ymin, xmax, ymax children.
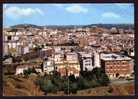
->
<box><xmin>10</xmin><ymin>24</ymin><xmax>43</xmax><ymax>29</ymax></box>
<box><xmin>10</xmin><ymin>24</ymin><xmax>134</xmax><ymax>30</ymax></box>
<box><xmin>47</xmin><ymin>82</ymin><xmax>134</xmax><ymax>96</ymax></box>
<box><xmin>3</xmin><ymin>75</ymin><xmax>134</xmax><ymax>96</ymax></box>
<box><xmin>3</xmin><ymin>75</ymin><xmax>44</xmax><ymax>96</ymax></box>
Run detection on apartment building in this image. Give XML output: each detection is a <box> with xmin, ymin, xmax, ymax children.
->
<box><xmin>55</xmin><ymin>52</ymin><xmax>80</xmax><ymax>77</ymax></box>
<box><xmin>78</xmin><ymin>52</ymin><xmax>94</xmax><ymax>71</ymax></box>
<box><xmin>101</xmin><ymin>53</ymin><xmax>133</xmax><ymax>79</ymax></box>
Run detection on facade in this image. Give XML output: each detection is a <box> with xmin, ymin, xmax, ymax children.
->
<box><xmin>55</xmin><ymin>52</ymin><xmax>80</xmax><ymax>77</ymax></box>
<box><xmin>43</xmin><ymin>59</ymin><xmax>54</xmax><ymax>74</ymax></box>
<box><xmin>78</xmin><ymin>52</ymin><xmax>94</xmax><ymax>71</ymax></box>
<box><xmin>15</xmin><ymin>63</ymin><xmax>40</xmax><ymax>75</ymax></box>
<box><xmin>93</xmin><ymin>50</ymin><xmax>101</xmax><ymax>68</ymax></box>
<box><xmin>15</xmin><ymin>67</ymin><xmax>29</xmax><ymax>75</ymax></box>
<box><xmin>55</xmin><ymin>62</ymin><xmax>80</xmax><ymax>77</ymax></box>
<box><xmin>101</xmin><ymin>53</ymin><xmax>133</xmax><ymax>79</ymax></box>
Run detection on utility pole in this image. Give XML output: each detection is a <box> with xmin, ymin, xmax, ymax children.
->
<box><xmin>64</xmin><ymin>59</ymin><xmax>69</xmax><ymax>96</ymax></box>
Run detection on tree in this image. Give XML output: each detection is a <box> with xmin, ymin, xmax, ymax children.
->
<box><xmin>37</xmin><ymin>77</ymin><xmax>57</xmax><ymax>94</ymax></box>
<box><xmin>23</xmin><ymin>68</ymin><xmax>37</xmax><ymax>77</ymax></box>
<box><xmin>77</xmin><ymin>76</ymin><xmax>89</xmax><ymax>89</ymax></box>
<box><xmin>69</xmin><ymin>75</ymin><xmax>76</xmax><ymax>82</ymax></box>
<box><xmin>100</xmin><ymin>73</ymin><xmax>110</xmax><ymax>86</ymax></box>
<box><xmin>70</xmin><ymin>82</ymin><xmax>78</xmax><ymax>94</ymax></box>
<box><xmin>63</xmin><ymin>79</ymin><xmax>70</xmax><ymax>94</ymax></box>
<box><xmin>91</xmin><ymin>68</ymin><xmax>110</xmax><ymax>86</ymax></box>
<box><xmin>43</xmin><ymin>80</ymin><xmax>56</xmax><ymax>93</ymax></box>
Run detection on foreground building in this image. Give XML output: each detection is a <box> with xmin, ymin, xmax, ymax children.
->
<box><xmin>78</xmin><ymin>52</ymin><xmax>94</xmax><ymax>71</ymax></box>
<box><xmin>101</xmin><ymin>53</ymin><xmax>133</xmax><ymax>79</ymax></box>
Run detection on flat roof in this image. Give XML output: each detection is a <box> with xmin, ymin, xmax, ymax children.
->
<box><xmin>101</xmin><ymin>53</ymin><xmax>131</xmax><ymax>61</ymax></box>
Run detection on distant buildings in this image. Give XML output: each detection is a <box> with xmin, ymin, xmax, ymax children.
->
<box><xmin>3</xmin><ymin>25</ymin><xmax>134</xmax><ymax>80</ymax></box>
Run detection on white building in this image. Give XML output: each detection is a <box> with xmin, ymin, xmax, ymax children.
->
<box><xmin>93</xmin><ymin>51</ymin><xmax>101</xmax><ymax>68</ymax></box>
<box><xmin>43</xmin><ymin>59</ymin><xmax>54</xmax><ymax>74</ymax></box>
<box><xmin>66</xmin><ymin>52</ymin><xmax>78</xmax><ymax>62</ymax></box>
<box><xmin>23</xmin><ymin>46</ymin><xmax>29</xmax><ymax>54</ymax></box>
<box><xmin>15</xmin><ymin>67</ymin><xmax>28</xmax><ymax>75</ymax></box>
<box><xmin>15</xmin><ymin>63</ymin><xmax>40</xmax><ymax>75</ymax></box>
<box><xmin>54</xmin><ymin>53</ymin><xmax>64</xmax><ymax>62</ymax></box>
<box><xmin>78</xmin><ymin>52</ymin><xmax>94</xmax><ymax>71</ymax></box>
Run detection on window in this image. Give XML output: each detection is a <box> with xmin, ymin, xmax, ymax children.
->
<box><xmin>8</xmin><ymin>36</ymin><xmax>11</xmax><ymax>40</ymax></box>
<box><xmin>106</xmin><ymin>62</ymin><xmax>110</xmax><ymax>65</ymax></box>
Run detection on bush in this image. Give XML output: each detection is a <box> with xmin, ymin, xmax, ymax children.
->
<box><xmin>70</xmin><ymin>82</ymin><xmax>78</xmax><ymax>94</ymax></box>
<box><xmin>77</xmin><ymin>76</ymin><xmax>90</xmax><ymax>89</ymax></box>
<box><xmin>69</xmin><ymin>75</ymin><xmax>76</xmax><ymax>82</ymax></box>
<box><xmin>23</xmin><ymin>68</ymin><xmax>37</xmax><ymax>77</ymax></box>
<box><xmin>40</xmin><ymin>79</ymin><xmax>56</xmax><ymax>93</ymax></box>
<box><xmin>36</xmin><ymin>68</ymin><xmax>110</xmax><ymax>94</ymax></box>
<box><xmin>89</xmin><ymin>79</ymin><xmax>100</xmax><ymax>88</ymax></box>
<box><xmin>63</xmin><ymin>80</ymin><xmax>70</xmax><ymax>94</ymax></box>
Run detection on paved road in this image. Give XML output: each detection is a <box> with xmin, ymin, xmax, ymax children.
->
<box><xmin>110</xmin><ymin>79</ymin><xmax>134</xmax><ymax>85</ymax></box>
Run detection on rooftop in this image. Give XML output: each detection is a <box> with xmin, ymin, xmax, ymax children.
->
<box><xmin>101</xmin><ymin>53</ymin><xmax>131</xmax><ymax>61</ymax></box>
<box><xmin>79</xmin><ymin>52</ymin><xmax>92</xmax><ymax>58</ymax></box>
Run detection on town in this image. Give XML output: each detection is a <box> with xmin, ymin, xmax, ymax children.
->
<box><xmin>3</xmin><ymin>24</ymin><xmax>135</xmax><ymax>95</ymax></box>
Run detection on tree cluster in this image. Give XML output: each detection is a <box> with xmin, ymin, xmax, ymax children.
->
<box><xmin>36</xmin><ymin>68</ymin><xmax>110</xmax><ymax>95</ymax></box>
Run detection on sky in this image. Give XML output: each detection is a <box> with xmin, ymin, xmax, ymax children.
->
<box><xmin>3</xmin><ymin>3</ymin><xmax>134</xmax><ymax>27</ymax></box>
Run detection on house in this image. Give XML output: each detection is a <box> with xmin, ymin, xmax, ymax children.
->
<box><xmin>15</xmin><ymin>63</ymin><xmax>40</xmax><ymax>75</ymax></box>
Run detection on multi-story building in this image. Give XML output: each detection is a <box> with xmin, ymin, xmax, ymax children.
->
<box><xmin>101</xmin><ymin>53</ymin><xmax>133</xmax><ymax>79</ymax></box>
<box><xmin>78</xmin><ymin>52</ymin><xmax>94</xmax><ymax>71</ymax></box>
<box><xmin>43</xmin><ymin>58</ymin><xmax>54</xmax><ymax>74</ymax></box>
<box><xmin>55</xmin><ymin>52</ymin><xmax>80</xmax><ymax>77</ymax></box>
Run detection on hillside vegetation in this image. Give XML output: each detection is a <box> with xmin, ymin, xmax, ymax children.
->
<box><xmin>47</xmin><ymin>83</ymin><xmax>134</xmax><ymax>96</ymax></box>
<box><xmin>3</xmin><ymin>75</ymin><xmax>134</xmax><ymax>96</ymax></box>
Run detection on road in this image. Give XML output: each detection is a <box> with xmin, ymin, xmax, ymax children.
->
<box><xmin>110</xmin><ymin>79</ymin><xmax>134</xmax><ymax>85</ymax></box>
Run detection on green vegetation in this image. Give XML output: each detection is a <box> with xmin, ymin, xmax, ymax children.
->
<box><xmin>3</xmin><ymin>69</ymin><xmax>134</xmax><ymax>96</ymax></box>
<box><xmin>36</xmin><ymin>68</ymin><xmax>110</xmax><ymax>94</ymax></box>
<box><xmin>23</xmin><ymin>68</ymin><xmax>37</xmax><ymax>77</ymax></box>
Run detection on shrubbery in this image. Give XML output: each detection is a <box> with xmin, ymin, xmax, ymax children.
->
<box><xmin>23</xmin><ymin>68</ymin><xmax>37</xmax><ymax>77</ymax></box>
<box><xmin>36</xmin><ymin>68</ymin><xmax>110</xmax><ymax>94</ymax></box>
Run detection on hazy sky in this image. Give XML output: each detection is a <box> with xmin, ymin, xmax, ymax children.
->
<box><xmin>3</xmin><ymin>3</ymin><xmax>134</xmax><ymax>27</ymax></box>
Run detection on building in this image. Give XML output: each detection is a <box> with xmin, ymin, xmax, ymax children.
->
<box><xmin>101</xmin><ymin>53</ymin><xmax>133</xmax><ymax>79</ymax></box>
<box><xmin>15</xmin><ymin>63</ymin><xmax>40</xmax><ymax>75</ymax></box>
<box><xmin>43</xmin><ymin>59</ymin><xmax>54</xmax><ymax>74</ymax></box>
<box><xmin>3</xmin><ymin>57</ymin><xmax>13</xmax><ymax>64</ymax></box>
<box><xmin>55</xmin><ymin>52</ymin><xmax>80</xmax><ymax>77</ymax></box>
<box><xmin>93</xmin><ymin>50</ymin><xmax>101</xmax><ymax>68</ymax></box>
<box><xmin>78</xmin><ymin>52</ymin><xmax>94</xmax><ymax>71</ymax></box>
<box><xmin>91</xmin><ymin>45</ymin><xmax>101</xmax><ymax>68</ymax></box>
